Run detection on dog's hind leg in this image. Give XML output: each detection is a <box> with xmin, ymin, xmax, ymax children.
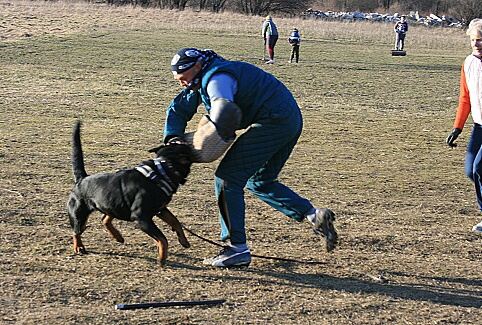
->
<box><xmin>102</xmin><ymin>214</ymin><xmax>125</xmax><ymax>243</ymax></box>
<box><xmin>157</xmin><ymin>208</ymin><xmax>190</xmax><ymax>248</ymax></box>
<box><xmin>135</xmin><ymin>218</ymin><xmax>169</xmax><ymax>266</ymax></box>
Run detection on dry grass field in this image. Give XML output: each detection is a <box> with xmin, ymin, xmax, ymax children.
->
<box><xmin>1</xmin><ymin>1</ymin><xmax>481</xmax><ymax>324</ymax></box>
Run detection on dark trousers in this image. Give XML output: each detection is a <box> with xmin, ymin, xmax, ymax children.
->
<box><xmin>214</xmin><ymin>101</ymin><xmax>311</xmax><ymax>243</ymax></box>
<box><xmin>395</xmin><ymin>33</ymin><xmax>406</xmax><ymax>50</ymax></box>
<box><xmin>290</xmin><ymin>45</ymin><xmax>300</xmax><ymax>63</ymax></box>
<box><xmin>266</xmin><ymin>35</ymin><xmax>278</xmax><ymax>60</ymax></box>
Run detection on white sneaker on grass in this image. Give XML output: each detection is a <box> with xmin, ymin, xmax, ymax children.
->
<box><xmin>203</xmin><ymin>246</ymin><xmax>251</xmax><ymax>267</ymax></box>
<box><xmin>307</xmin><ymin>208</ymin><xmax>338</xmax><ymax>252</ymax></box>
<box><xmin>472</xmin><ymin>221</ymin><xmax>482</xmax><ymax>232</ymax></box>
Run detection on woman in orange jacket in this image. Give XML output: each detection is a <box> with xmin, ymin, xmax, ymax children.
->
<box><xmin>446</xmin><ymin>18</ymin><xmax>482</xmax><ymax>232</ymax></box>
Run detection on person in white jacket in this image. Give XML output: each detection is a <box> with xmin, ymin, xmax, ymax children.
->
<box><xmin>446</xmin><ymin>18</ymin><xmax>482</xmax><ymax>232</ymax></box>
<box><xmin>262</xmin><ymin>16</ymin><xmax>278</xmax><ymax>64</ymax></box>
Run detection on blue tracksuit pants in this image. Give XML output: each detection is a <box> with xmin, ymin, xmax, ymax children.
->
<box><xmin>214</xmin><ymin>102</ymin><xmax>313</xmax><ymax>243</ymax></box>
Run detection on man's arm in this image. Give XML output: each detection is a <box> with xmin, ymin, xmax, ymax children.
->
<box><xmin>262</xmin><ymin>21</ymin><xmax>268</xmax><ymax>37</ymax></box>
<box><xmin>163</xmin><ymin>90</ymin><xmax>201</xmax><ymax>142</ymax></box>
<box><xmin>453</xmin><ymin>62</ymin><xmax>470</xmax><ymax>130</ymax></box>
<box><xmin>183</xmin><ymin>73</ymin><xmax>241</xmax><ymax>163</ymax></box>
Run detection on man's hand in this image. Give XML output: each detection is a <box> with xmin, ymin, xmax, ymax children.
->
<box><xmin>446</xmin><ymin>128</ymin><xmax>462</xmax><ymax>148</ymax></box>
<box><xmin>165</xmin><ymin>135</ymin><xmax>187</xmax><ymax>145</ymax></box>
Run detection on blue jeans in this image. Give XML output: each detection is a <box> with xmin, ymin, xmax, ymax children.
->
<box><xmin>465</xmin><ymin>123</ymin><xmax>482</xmax><ymax>211</ymax></box>
<box><xmin>395</xmin><ymin>32</ymin><xmax>406</xmax><ymax>50</ymax></box>
<box><xmin>214</xmin><ymin>102</ymin><xmax>313</xmax><ymax>243</ymax></box>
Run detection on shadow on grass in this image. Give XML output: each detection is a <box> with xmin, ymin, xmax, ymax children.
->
<box><xmin>77</xmin><ymin>250</ymin><xmax>481</xmax><ymax>308</ymax></box>
<box><xmin>186</xmin><ymin>261</ymin><xmax>482</xmax><ymax>308</ymax></box>
<box><xmin>78</xmin><ymin>249</ymin><xmax>206</xmax><ymax>271</ymax></box>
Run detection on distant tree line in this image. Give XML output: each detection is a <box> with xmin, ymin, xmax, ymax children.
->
<box><xmin>100</xmin><ymin>0</ymin><xmax>481</xmax><ymax>24</ymax></box>
<box><xmin>104</xmin><ymin>0</ymin><xmax>310</xmax><ymax>14</ymax></box>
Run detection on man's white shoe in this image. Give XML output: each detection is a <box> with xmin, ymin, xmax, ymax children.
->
<box><xmin>311</xmin><ymin>208</ymin><xmax>338</xmax><ymax>252</ymax></box>
<box><xmin>472</xmin><ymin>221</ymin><xmax>482</xmax><ymax>232</ymax></box>
<box><xmin>203</xmin><ymin>246</ymin><xmax>251</xmax><ymax>267</ymax></box>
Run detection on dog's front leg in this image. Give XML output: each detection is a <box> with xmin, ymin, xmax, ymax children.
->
<box><xmin>155</xmin><ymin>237</ymin><xmax>169</xmax><ymax>266</ymax></box>
<box><xmin>73</xmin><ymin>234</ymin><xmax>86</xmax><ymax>254</ymax></box>
<box><xmin>135</xmin><ymin>218</ymin><xmax>170</xmax><ymax>266</ymax></box>
<box><xmin>102</xmin><ymin>214</ymin><xmax>124</xmax><ymax>243</ymax></box>
<box><xmin>157</xmin><ymin>208</ymin><xmax>190</xmax><ymax>248</ymax></box>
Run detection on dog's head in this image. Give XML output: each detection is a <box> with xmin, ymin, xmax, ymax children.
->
<box><xmin>148</xmin><ymin>143</ymin><xmax>193</xmax><ymax>184</ymax></box>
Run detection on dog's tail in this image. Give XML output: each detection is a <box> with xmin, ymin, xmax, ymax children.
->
<box><xmin>71</xmin><ymin>120</ymin><xmax>88</xmax><ymax>183</ymax></box>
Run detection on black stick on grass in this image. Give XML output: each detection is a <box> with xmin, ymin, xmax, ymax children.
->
<box><xmin>115</xmin><ymin>299</ymin><xmax>226</xmax><ymax>310</ymax></box>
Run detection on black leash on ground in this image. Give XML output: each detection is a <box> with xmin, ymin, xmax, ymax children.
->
<box><xmin>180</xmin><ymin>223</ymin><xmax>327</xmax><ymax>265</ymax></box>
<box><xmin>180</xmin><ymin>224</ymin><xmax>389</xmax><ymax>283</ymax></box>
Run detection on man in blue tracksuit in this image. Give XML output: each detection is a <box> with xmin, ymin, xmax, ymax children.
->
<box><xmin>164</xmin><ymin>48</ymin><xmax>338</xmax><ymax>267</ymax></box>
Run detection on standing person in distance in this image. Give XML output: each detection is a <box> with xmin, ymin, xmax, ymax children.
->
<box><xmin>262</xmin><ymin>15</ymin><xmax>278</xmax><ymax>64</ymax></box>
<box><xmin>394</xmin><ymin>15</ymin><xmax>408</xmax><ymax>51</ymax></box>
<box><xmin>446</xmin><ymin>19</ymin><xmax>482</xmax><ymax>232</ymax></box>
<box><xmin>165</xmin><ymin>47</ymin><xmax>338</xmax><ymax>267</ymax></box>
<box><xmin>288</xmin><ymin>27</ymin><xmax>301</xmax><ymax>63</ymax></box>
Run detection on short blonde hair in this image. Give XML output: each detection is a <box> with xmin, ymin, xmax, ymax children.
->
<box><xmin>466</xmin><ymin>18</ymin><xmax>482</xmax><ymax>36</ymax></box>
<box><xmin>266</xmin><ymin>15</ymin><xmax>272</xmax><ymax>20</ymax></box>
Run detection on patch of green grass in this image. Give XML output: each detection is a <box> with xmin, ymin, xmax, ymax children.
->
<box><xmin>1</xmin><ymin>2</ymin><xmax>480</xmax><ymax>324</ymax></box>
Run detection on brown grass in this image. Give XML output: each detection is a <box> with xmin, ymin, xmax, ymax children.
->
<box><xmin>1</xmin><ymin>1</ymin><xmax>480</xmax><ymax>324</ymax></box>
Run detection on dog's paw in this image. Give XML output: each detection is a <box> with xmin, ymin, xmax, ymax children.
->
<box><xmin>109</xmin><ymin>232</ymin><xmax>124</xmax><ymax>243</ymax></box>
<box><xmin>179</xmin><ymin>238</ymin><xmax>190</xmax><ymax>248</ymax></box>
<box><xmin>157</xmin><ymin>258</ymin><xmax>167</xmax><ymax>267</ymax></box>
<box><xmin>74</xmin><ymin>246</ymin><xmax>87</xmax><ymax>254</ymax></box>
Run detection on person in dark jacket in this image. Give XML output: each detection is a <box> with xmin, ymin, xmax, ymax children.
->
<box><xmin>164</xmin><ymin>47</ymin><xmax>338</xmax><ymax>267</ymax></box>
<box><xmin>394</xmin><ymin>15</ymin><xmax>408</xmax><ymax>50</ymax></box>
<box><xmin>288</xmin><ymin>27</ymin><xmax>301</xmax><ymax>63</ymax></box>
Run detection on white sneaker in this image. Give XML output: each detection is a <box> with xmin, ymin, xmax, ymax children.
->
<box><xmin>266</xmin><ymin>60</ymin><xmax>274</xmax><ymax>64</ymax></box>
<box><xmin>203</xmin><ymin>246</ymin><xmax>251</xmax><ymax>267</ymax></box>
<box><xmin>472</xmin><ymin>221</ymin><xmax>482</xmax><ymax>232</ymax></box>
<box><xmin>310</xmin><ymin>208</ymin><xmax>338</xmax><ymax>252</ymax></box>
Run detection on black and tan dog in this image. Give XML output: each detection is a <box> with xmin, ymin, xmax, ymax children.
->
<box><xmin>67</xmin><ymin>121</ymin><xmax>192</xmax><ymax>265</ymax></box>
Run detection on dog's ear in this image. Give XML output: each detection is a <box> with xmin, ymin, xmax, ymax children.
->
<box><xmin>148</xmin><ymin>145</ymin><xmax>165</xmax><ymax>153</ymax></box>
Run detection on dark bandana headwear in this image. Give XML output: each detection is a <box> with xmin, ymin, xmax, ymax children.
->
<box><xmin>171</xmin><ymin>48</ymin><xmax>222</xmax><ymax>75</ymax></box>
<box><xmin>171</xmin><ymin>48</ymin><xmax>223</xmax><ymax>91</ymax></box>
